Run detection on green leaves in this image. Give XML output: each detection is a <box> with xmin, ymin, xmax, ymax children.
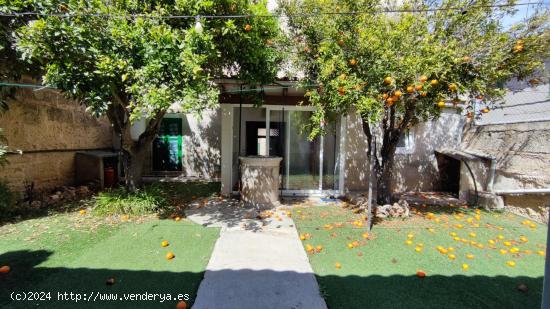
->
<box><xmin>10</xmin><ymin>0</ymin><xmax>280</xmax><ymax>124</ymax></box>
<box><xmin>281</xmin><ymin>0</ymin><xmax>549</xmax><ymax>136</ymax></box>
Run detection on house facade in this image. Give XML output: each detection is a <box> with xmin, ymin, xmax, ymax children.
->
<box><xmin>141</xmin><ymin>80</ymin><xmax>466</xmax><ymax>198</ymax></box>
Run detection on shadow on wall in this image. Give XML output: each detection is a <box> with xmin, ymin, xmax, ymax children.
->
<box><xmin>0</xmin><ymin>249</ymin><xmax>543</xmax><ymax>309</ymax></box>
<box><xmin>182</xmin><ymin>110</ymin><xmax>222</xmax><ymax>179</ymax></box>
<box><xmin>461</xmin><ymin>122</ymin><xmax>543</xmax><ymax>189</ymax></box>
<box><xmin>392</xmin><ymin>111</ymin><xmax>466</xmax><ymax>193</ymax></box>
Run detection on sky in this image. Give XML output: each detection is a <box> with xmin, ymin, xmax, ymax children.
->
<box><xmin>501</xmin><ymin>0</ymin><xmax>549</xmax><ymax>29</ymax></box>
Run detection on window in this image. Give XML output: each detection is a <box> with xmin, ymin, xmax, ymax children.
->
<box><xmin>395</xmin><ymin>129</ymin><xmax>414</xmax><ymax>154</ymax></box>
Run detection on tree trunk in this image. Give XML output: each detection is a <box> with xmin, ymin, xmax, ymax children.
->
<box><xmin>361</xmin><ymin>116</ymin><xmax>401</xmax><ymax>205</ymax></box>
<box><xmin>122</xmin><ymin>147</ymin><xmax>147</xmax><ymax>192</ymax></box>
<box><xmin>106</xmin><ymin>94</ymin><xmax>165</xmax><ymax>193</ymax></box>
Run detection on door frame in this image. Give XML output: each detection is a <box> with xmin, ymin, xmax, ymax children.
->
<box><xmin>222</xmin><ymin>103</ymin><xmax>346</xmax><ymax>197</ymax></box>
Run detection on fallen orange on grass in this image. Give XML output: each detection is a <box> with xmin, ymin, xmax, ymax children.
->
<box><xmin>166</xmin><ymin>252</ymin><xmax>175</xmax><ymax>260</ymax></box>
<box><xmin>362</xmin><ymin>232</ymin><xmax>369</xmax><ymax>239</ymax></box>
<box><xmin>469</xmin><ymin>232</ymin><xmax>476</xmax><ymax>238</ymax></box>
<box><xmin>174</xmin><ymin>217</ymin><xmax>181</xmax><ymax>222</ymax></box>
<box><xmin>335</xmin><ymin>262</ymin><xmax>342</xmax><ymax>269</ymax></box>
<box><xmin>176</xmin><ymin>300</ymin><xmax>187</xmax><ymax>309</ymax></box>
<box><xmin>506</xmin><ymin>261</ymin><xmax>516</xmax><ymax>267</ymax></box>
<box><xmin>462</xmin><ymin>263</ymin><xmax>469</xmax><ymax>270</ymax></box>
<box><xmin>466</xmin><ymin>253</ymin><xmax>474</xmax><ymax>259</ymax></box>
<box><xmin>161</xmin><ymin>240</ymin><xmax>170</xmax><ymax>247</ymax></box>
<box><xmin>416</xmin><ymin>271</ymin><xmax>426</xmax><ymax>278</ymax></box>
<box><xmin>503</xmin><ymin>241</ymin><xmax>512</xmax><ymax>247</ymax></box>
<box><xmin>79</xmin><ymin>209</ymin><xmax>86</xmax><ymax>215</ymax></box>
<box><xmin>316</xmin><ymin>245</ymin><xmax>323</xmax><ymax>253</ymax></box>
<box><xmin>0</xmin><ymin>265</ymin><xmax>10</xmax><ymax>274</ymax></box>
<box><xmin>448</xmin><ymin>254</ymin><xmax>456</xmax><ymax>260</ymax></box>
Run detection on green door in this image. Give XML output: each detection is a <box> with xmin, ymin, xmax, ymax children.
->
<box><xmin>152</xmin><ymin>118</ymin><xmax>183</xmax><ymax>171</ymax></box>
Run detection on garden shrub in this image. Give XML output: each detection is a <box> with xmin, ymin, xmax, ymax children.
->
<box><xmin>92</xmin><ymin>185</ymin><xmax>167</xmax><ymax>216</ymax></box>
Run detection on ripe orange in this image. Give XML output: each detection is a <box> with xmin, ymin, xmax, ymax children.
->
<box><xmin>449</xmin><ymin>83</ymin><xmax>457</xmax><ymax>92</ymax></box>
<box><xmin>166</xmin><ymin>252</ymin><xmax>175</xmax><ymax>260</ymax></box>
<box><xmin>406</xmin><ymin>86</ymin><xmax>414</xmax><ymax>93</ymax></box>
<box><xmin>339</xmin><ymin>73</ymin><xmax>347</xmax><ymax>80</ymax></box>
<box><xmin>382</xmin><ymin>93</ymin><xmax>389</xmax><ymax>100</ymax></box>
<box><xmin>335</xmin><ymin>262</ymin><xmax>342</xmax><ymax>269</ymax></box>
<box><xmin>394</xmin><ymin>90</ymin><xmax>403</xmax><ymax>98</ymax></box>
<box><xmin>430</xmin><ymin>79</ymin><xmax>439</xmax><ymax>86</ymax></box>
<box><xmin>176</xmin><ymin>300</ymin><xmax>187</xmax><ymax>309</ymax></box>
<box><xmin>462</xmin><ymin>56</ymin><xmax>472</xmax><ymax>62</ymax></box>
<box><xmin>416</xmin><ymin>271</ymin><xmax>426</xmax><ymax>278</ymax></box>
<box><xmin>415</xmin><ymin>85</ymin><xmax>423</xmax><ymax>91</ymax></box>
<box><xmin>513</xmin><ymin>44</ymin><xmax>524</xmax><ymax>53</ymax></box>
<box><xmin>386</xmin><ymin>97</ymin><xmax>395</xmax><ymax>106</ymax></box>
<box><xmin>437</xmin><ymin>101</ymin><xmax>445</xmax><ymax>108</ymax></box>
<box><xmin>337</xmin><ymin>39</ymin><xmax>345</xmax><ymax>46</ymax></box>
<box><xmin>161</xmin><ymin>240</ymin><xmax>169</xmax><ymax>247</ymax></box>
<box><xmin>244</xmin><ymin>24</ymin><xmax>252</xmax><ymax>32</ymax></box>
<box><xmin>482</xmin><ymin>107</ymin><xmax>490</xmax><ymax>113</ymax></box>
<box><xmin>174</xmin><ymin>216</ymin><xmax>181</xmax><ymax>222</ymax></box>
<box><xmin>383</xmin><ymin>76</ymin><xmax>393</xmax><ymax>85</ymax></box>
<box><xmin>338</xmin><ymin>87</ymin><xmax>346</xmax><ymax>96</ymax></box>
<box><xmin>419</xmin><ymin>75</ymin><xmax>428</xmax><ymax>82</ymax></box>
<box><xmin>0</xmin><ymin>265</ymin><xmax>10</xmax><ymax>274</ymax></box>
<box><xmin>349</xmin><ymin>58</ymin><xmax>357</xmax><ymax>66</ymax></box>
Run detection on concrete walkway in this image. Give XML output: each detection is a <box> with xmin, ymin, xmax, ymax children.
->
<box><xmin>187</xmin><ymin>199</ymin><xmax>327</xmax><ymax>309</ymax></box>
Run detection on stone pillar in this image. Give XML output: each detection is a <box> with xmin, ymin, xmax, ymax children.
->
<box><xmin>220</xmin><ymin>105</ymin><xmax>234</xmax><ymax>197</ymax></box>
<box><xmin>239</xmin><ymin>156</ymin><xmax>282</xmax><ymax>208</ymax></box>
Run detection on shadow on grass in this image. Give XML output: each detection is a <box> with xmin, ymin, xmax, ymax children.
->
<box><xmin>0</xmin><ymin>249</ymin><xmax>543</xmax><ymax>309</ymax></box>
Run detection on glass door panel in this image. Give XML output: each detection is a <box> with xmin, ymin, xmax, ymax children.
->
<box><xmin>285</xmin><ymin>110</ymin><xmax>320</xmax><ymax>190</ymax></box>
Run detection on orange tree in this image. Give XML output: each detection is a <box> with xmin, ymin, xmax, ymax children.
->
<box><xmin>10</xmin><ymin>0</ymin><xmax>280</xmax><ymax>191</ymax></box>
<box><xmin>279</xmin><ymin>0</ymin><xmax>549</xmax><ymax>204</ymax></box>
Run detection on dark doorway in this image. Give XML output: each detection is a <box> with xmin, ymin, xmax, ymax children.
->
<box><xmin>245</xmin><ymin>121</ymin><xmax>284</xmax><ymax>157</ymax></box>
<box><xmin>152</xmin><ymin>118</ymin><xmax>183</xmax><ymax>172</ymax></box>
<box><xmin>436</xmin><ymin>153</ymin><xmax>461</xmax><ymax>195</ymax></box>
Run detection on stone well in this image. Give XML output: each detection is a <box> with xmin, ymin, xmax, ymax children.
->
<box><xmin>239</xmin><ymin>156</ymin><xmax>282</xmax><ymax>207</ymax></box>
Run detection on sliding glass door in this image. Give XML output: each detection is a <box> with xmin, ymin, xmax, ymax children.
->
<box><xmin>267</xmin><ymin>107</ymin><xmax>340</xmax><ymax>195</ymax></box>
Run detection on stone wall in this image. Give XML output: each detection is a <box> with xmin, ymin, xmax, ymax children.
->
<box><xmin>461</xmin><ymin>120</ymin><xmax>550</xmax><ymax>221</ymax></box>
<box><xmin>0</xmin><ymin>85</ymin><xmax>113</xmax><ymax>191</ymax></box>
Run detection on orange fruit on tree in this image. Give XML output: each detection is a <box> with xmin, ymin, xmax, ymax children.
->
<box><xmin>462</xmin><ymin>56</ymin><xmax>472</xmax><ymax>62</ymax></box>
<box><xmin>386</xmin><ymin>97</ymin><xmax>395</xmax><ymax>106</ymax></box>
<box><xmin>0</xmin><ymin>265</ymin><xmax>10</xmax><ymax>273</ymax></box>
<box><xmin>161</xmin><ymin>240</ymin><xmax>169</xmax><ymax>247</ymax></box>
<box><xmin>394</xmin><ymin>90</ymin><xmax>403</xmax><ymax>98</ymax></box>
<box><xmin>338</xmin><ymin>86</ymin><xmax>346</xmax><ymax>96</ymax></box>
<box><xmin>430</xmin><ymin>79</ymin><xmax>439</xmax><ymax>86</ymax></box>
<box><xmin>176</xmin><ymin>300</ymin><xmax>187</xmax><ymax>309</ymax></box>
<box><xmin>382</xmin><ymin>93</ymin><xmax>389</xmax><ymax>100</ymax></box>
<box><xmin>415</xmin><ymin>84</ymin><xmax>423</xmax><ymax>91</ymax></box>
<box><xmin>244</xmin><ymin>24</ymin><xmax>252</xmax><ymax>32</ymax></box>
<box><xmin>420</xmin><ymin>91</ymin><xmax>427</xmax><ymax>97</ymax></box>
<box><xmin>339</xmin><ymin>73</ymin><xmax>347</xmax><ymax>80</ymax></box>
<box><xmin>383</xmin><ymin>76</ymin><xmax>393</xmax><ymax>85</ymax></box>
<box><xmin>349</xmin><ymin>58</ymin><xmax>357</xmax><ymax>66</ymax></box>
<box><xmin>337</xmin><ymin>39</ymin><xmax>345</xmax><ymax>46</ymax></box>
<box><xmin>166</xmin><ymin>252</ymin><xmax>175</xmax><ymax>260</ymax></box>
<box><xmin>419</xmin><ymin>75</ymin><xmax>428</xmax><ymax>82</ymax></box>
<box><xmin>406</xmin><ymin>86</ymin><xmax>414</xmax><ymax>93</ymax></box>
<box><xmin>437</xmin><ymin>101</ymin><xmax>445</xmax><ymax>108</ymax></box>
<box><xmin>449</xmin><ymin>83</ymin><xmax>457</xmax><ymax>92</ymax></box>
<box><xmin>513</xmin><ymin>45</ymin><xmax>524</xmax><ymax>53</ymax></box>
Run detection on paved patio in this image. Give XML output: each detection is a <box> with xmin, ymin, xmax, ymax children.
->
<box><xmin>187</xmin><ymin>199</ymin><xmax>327</xmax><ymax>309</ymax></box>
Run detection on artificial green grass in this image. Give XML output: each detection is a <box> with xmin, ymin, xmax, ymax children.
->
<box><xmin>293</xmin><ymin>205</ymin><xmax>547</xmax><ymax>308</ymax></box>
<box><xmin>0</xmin><ymin>213</ymin><xmax>219</xmax><ymax>308</ymax></box>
